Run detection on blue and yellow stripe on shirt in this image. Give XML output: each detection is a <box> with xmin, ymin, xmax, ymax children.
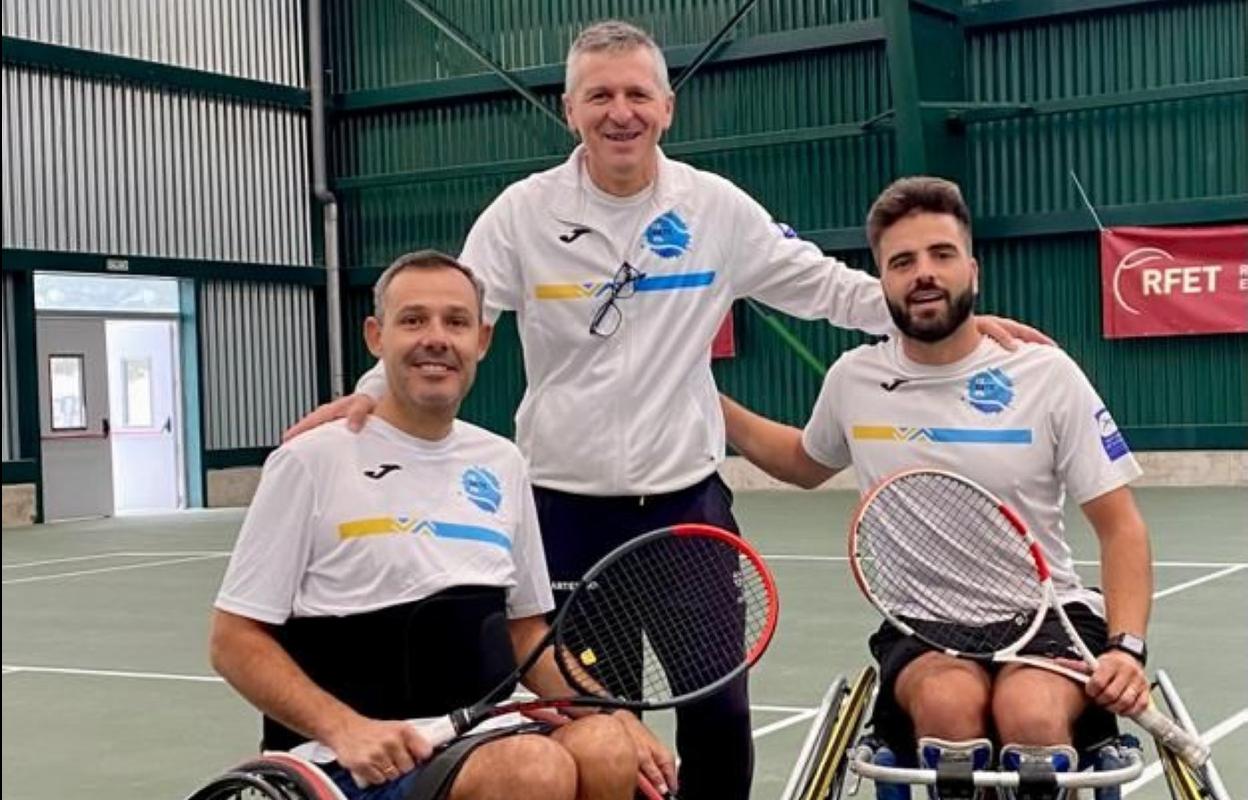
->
<box><xmin>852</xmin><ymin>426</ymin><xmax>1032</xmax><ymax>445</ymax></box>
<box><xmin>337</xmin><ymin>516</ymin><xmax>512</xmax><ymax>551</ymax></box>
<box><xmin>534</xmin><ymin>271</ymin><xmax>715</xmax><ymax>300</ymax></box>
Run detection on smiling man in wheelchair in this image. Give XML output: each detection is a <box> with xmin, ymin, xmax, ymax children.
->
<box><xmin>723</xmin><ymin>177</ymin><xmax>1157</xmax><ymax>800</ymax></box>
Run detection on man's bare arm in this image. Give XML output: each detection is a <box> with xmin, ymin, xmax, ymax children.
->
<box><xmin>720</xmin><ymin>395</ymin><xmax>838</xmax><ymax>489</ymax></box>
<box><xmin>1080</xmin><ymin>486</ymin><xmax>1152</xmax><ymax>716</ymax></box>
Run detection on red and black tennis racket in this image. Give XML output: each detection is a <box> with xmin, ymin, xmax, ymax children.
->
<box><xmin>415</xmin><ymin>523</ymin><xmax>779</xmax><ymax>746</ymax></box>
<box><xmin>848</xmin><ymin>468</ymin><xmax>1208</xmax><ymax>768</ymax></box>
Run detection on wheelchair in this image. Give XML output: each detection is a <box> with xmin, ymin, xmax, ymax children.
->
<box><xmin>780</xmin><ymin>667</ymin><xmax>1232</xmax><ymax>800</ymax></box>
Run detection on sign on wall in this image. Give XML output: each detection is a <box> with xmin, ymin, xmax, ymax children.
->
<box><xmin>1101</xmin><ymin>225</ymin><xmax>1248</xmax><ymax>339</ymax></box>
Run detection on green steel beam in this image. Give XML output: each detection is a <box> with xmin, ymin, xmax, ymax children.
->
<box><xmin>944</xmin><ymin>77</ymin><xmax>1248</xmax><ymax>125</ymax></box>
<box><xmin>1122</xmin><ymin>425</ymin><xmax>1248</xmax><ymax>451</ymax></box>
<box><xmin>1</xmin><ymin>36</ymin><xmax>310</xmax><ymax>110</ymax></box>
<box><xmin>881</xmin><ymin>0</ymin><xmax>967</xmax><ymax>179</ymax></box>
<box><xmin>2</xmin><ymin>249</ymin><xmax>326</xmax><ymax>286</ymax></box>
<box><xmin>777</xmin><ymin>195</ymin><xmax>1248</xmax><ymax>254</ymax></box>
<box><xmin>336</xmin><ymin>194</ymin><xmax>1245</xmax><ymax>272</ymax></box>
<box><xmin>10</xmin><ymin>272</ymin><xmax>43</xmax><ymax>520</ymax></box>
<box><xmin>975</xmin><ymin>196</ymin><xmax>1248</xmax><ymax>239</ymax></box>
<box><xmin>180</xmin><ymin>280</ymin><xmax>205</xmax><ymax>508</ymax></box>
<box><xmin>312</xmin><ymin>285</ymin><xmax>333</xmax><ymax>405</ymax></box>
<box><xmin>204</xmin><ymin>447</ymin><xmax>276</xmax><ymax>469</ymax></box>
<box><xmin>334</xmin><ymin>122</ymin><xmax>872</xmax><ymax>192</ymax></box>
<box><xmin>333</xmin><ymin>20</ymin><xmax>886</xmax><ymax>114</ymax></box>
<box><xmin>1</xmin><ymin>459</ymin><xmax>38</xmax><ymax>485</ymax></box>
<box><xmin>961</xmin><ymin>0</ymin><xmax>1180</xmax><ymax>30</ymax></box>
<box><xmin>398</xmin><ymin>0</ymin><xmax>567</xmax><ymax>134</ymax></box>
<box><xmin>670</xmin><ymin>0</ymin><xmax>761</xmax><ymax>93</ymax></box>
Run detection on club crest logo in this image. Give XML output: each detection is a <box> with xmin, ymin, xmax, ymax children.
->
<box><xmin>461</xmin><ymin>466</ymin><xmax>502</xmax><ymax>513</ymax></box>
<box><xmin>643</xmin><ymin>211</ymin><xmax>691</xmax><ymax>259</ymax></box>
<box><xmin>965</xmin><ymin>369</ymin><xmax>1015</xmax><ymax>414</ymax></box>
<box><xmin>1095</xmin><ymin>408</ymin><xmax>1130</xmax><ymax>461</ymax></box>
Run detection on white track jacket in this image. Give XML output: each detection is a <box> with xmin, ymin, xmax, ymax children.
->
<box><xmin>359</xmin><ymin>146</ymin><xmax>891</xmax><ymax>496</ymax></box>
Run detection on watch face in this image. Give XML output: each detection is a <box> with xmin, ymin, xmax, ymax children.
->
<box><xmin>1111</xmin><ymin>633</ymin><xmax>1147</xmax><ymax>661</ymax></box>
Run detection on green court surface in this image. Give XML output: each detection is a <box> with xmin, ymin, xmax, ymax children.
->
<box><xmin>3</xmin><ymin>488</ymin><xmax>1244</xmax><ymax>799</ymax></box>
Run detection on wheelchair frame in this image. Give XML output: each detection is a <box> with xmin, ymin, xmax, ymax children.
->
<box><xmin>782</xmin><ymin>666</ymin><xmax>1231</xmax><ymax>800</ymax></box>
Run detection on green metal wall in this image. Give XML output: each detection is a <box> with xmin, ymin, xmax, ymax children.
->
<box><xmin>332</xmin><ymin>0</ymin><xmax>1247</xmax><ymax>447</ymax></box>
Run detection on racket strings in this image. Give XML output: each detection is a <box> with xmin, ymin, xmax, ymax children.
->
<box><xmin>856</xmin><ymin>473</ymin><xmax>1046</xmax><ymax>655</ymax></box>
<box><xmin>558</xmin><ymin>534</ymin><xmax>771</xmax><ymax>704</ymax></box>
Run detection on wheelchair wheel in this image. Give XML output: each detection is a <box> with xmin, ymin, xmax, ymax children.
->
<box><xmin>784</xmin><ymin>666</ymin><xmax>878</xmax><ymax>800</ymax></box>
<box><xmin>184</xmin><ymin>755</ymin><xmax>346</xmax><ymax>800</ymax></box>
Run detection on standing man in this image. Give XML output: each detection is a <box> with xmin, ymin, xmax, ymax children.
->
<box><xmin>287</xmin><ymin>23</ymin><xmax>1046</xmax><ymax>799</ymax></box>
<box><xmin>212</xmin><ymin>251</ymin><xmax>672</xmax><ymax>800</ymax></box>
<box><xmin>721</xmin><ymin>177</ymin><xmax>1153</xmax><ymax>767</ymax></box>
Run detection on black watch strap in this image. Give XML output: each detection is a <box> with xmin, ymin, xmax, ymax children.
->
<box><xmin>1107</xmin><ymin>632</ymin><xmax>1148</xmax><ymax>665</ymax></box>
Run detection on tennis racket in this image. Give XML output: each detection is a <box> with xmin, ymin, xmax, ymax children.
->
<box><xmin>847</xmin><ymin>468</ymin><xmax>1209</xmax><ymax>769</ymax></box>
<box><xmin>414</xmin><ymin>522</ymin><xmax>779</xmax><ymax>747</ymax></box>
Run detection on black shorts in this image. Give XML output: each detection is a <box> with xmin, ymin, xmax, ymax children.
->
<box><xmin>869</xmin><ymin>601</ymin><xmax>1118</xmax><ymax>759</ymax></box>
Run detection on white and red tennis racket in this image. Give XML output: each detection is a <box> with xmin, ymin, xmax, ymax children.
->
<box><xmin>847</xmin><ymin>468</ymin><xmax>1208</xmax><ymax>768</ymax></box>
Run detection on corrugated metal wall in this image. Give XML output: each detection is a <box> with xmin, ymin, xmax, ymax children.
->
<box><xmin>327</xmin><ymin>0</ymin><xmax>881</xmax><ymax>91</ymax></box>
<box><xmin>329</xmin><ymin>0</ymin><xmax>1245</xmax><ymax>448</ymax></box>
<box><xmin>2</xmin><ymin>0</ymin><xmax>305</xmax><ymax>85</ymax></box>
<box><xmin>1</xmin><ymin>274</ymin><xmax>17</xmax><ymax>462</ymax></box>
<box><xmin>2</xmin><ymin>65</ymin><xmax>312</xmax><ymax>264</ymax></box>
<box><xmin>3</xmin><ymin>0</ymin><xmax>319</xmax><ymax>462</ymax></box>
<box><xmin>964</xmin><ymin>0</ymin><xmax>1246</xmax><ymax>215</ymax></box>
<box><xmin>200</xmin><ymin>281</ymin><xmax>319</xmax><ymax>450</ymax></box>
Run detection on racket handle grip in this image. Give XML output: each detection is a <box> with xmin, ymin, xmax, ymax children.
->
<box><xmin>412</xmin><ymin>716</ymin><xmax>458</xmax><ymax>748</ymax></box>
<box><xmin>1131</xmin><ymin>704</ymin><xmax>1210</xmax><ymax>768</ymax></box>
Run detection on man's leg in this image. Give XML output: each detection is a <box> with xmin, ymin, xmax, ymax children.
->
<box><xmin>895</xmin><ymin>653</ymin><xmax>993</xmax><ymax>740</ymax></box>
<box><xmin>992</xmin><ymin>664</ymin><xmax>1087</xmax><ymax>746</ymax></box>
<box><xmin>447</xmin><ymin>734</ymin><xmax>578</xmax><ymax>800</ymax></box>
<box><xmin>652</xmin><ymin>474</ymin><xmax>753</xmax><ymax>800</ymax></box>
<box><xmin>549</xmin><ymin>714</ymin><xmax>640</xmax><ymax>800</ymax></box>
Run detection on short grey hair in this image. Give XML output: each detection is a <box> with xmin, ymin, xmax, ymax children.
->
<box><xmin>372</xmin><ymin>250</ymin><xmax>485</xmax><ymax>321</ymax></box>
<box><xmin>565</xmin><ymin>20</ymin><xmax>671</xmax><ymax>96</ymax></box>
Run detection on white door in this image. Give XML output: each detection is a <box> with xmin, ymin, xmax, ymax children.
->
<box><xmin>107</xmin><ymin>320</ymin><xmax>183</xmax><ymax>511</ymax></box>
<box><xmin>37</xmin><ymin>316</ymin><xmax>114</xmax><ymax>520</ymax></box>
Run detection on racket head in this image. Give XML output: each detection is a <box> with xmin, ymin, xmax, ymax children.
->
<box><xmin>551</xmin><ymin>523</ymin><xmax>779</xmax><ymax>708</ymax></box>
<box><xmin>848</xmin><ymin>468</ymin><xmax>1052</xmax><ymax>658</ymax></box>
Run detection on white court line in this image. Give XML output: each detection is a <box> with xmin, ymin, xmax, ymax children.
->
<box><xmin>1153</xmin><ymin>564</ymin><xmax>1247</xmax><ymax>600</ymax></box>
<box><xmin>2</xmin><ymin>664</ymin><xmax>225</xmax><ymax>683</ymax></box>
<box><xmin>752</xmin><ymin>709</ymin><xmax>819</xmax><ymax>739</ymax></box>
<box><xmin>752</xmin><ymin>702</ymin><xmax>819</xmax><ymax>714</ymax></box>
<box><xmin>1</xmin><ymin>554</ymin><xmax>228</xmax><ymax>585</ymax></box>
<box><xmin>763</xmin><ymin>555</ymin><xmax>1247</xmax><ymax>568</ymax></box>
<box><xmin>1122</xmin><ymin>706</ymin><xmax>1248</xmax><ymax>796</ymax></box>
<box><xmin>2</xmin><ymin>551</ymin><xmax>229</xmax><ymax>569</ymax></box>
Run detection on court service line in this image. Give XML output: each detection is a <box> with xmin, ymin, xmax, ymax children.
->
<box><xmin>1152</xmin><ymin>564</ymin><xmax>1247</xmax><ymax>600</ymax></box>
<box><xmin>762</xmin><ymin>555</ymin><xmax>1247</xmax><ymax>569</ymax></box>
<box><xmin>2</xmin><ymin>664</ymin><xmax>225</xmax><ymax>683</ymax></box>
<box><xmin>752</xmin><ymin>709</ymin><xmax>819</xmax><ymax>739</ymax></box>
<box><xmin>2</xmin><ymin>551</ymin><xmax>229</xmax><ymax>569</ymax></box>
<box><xmin>1</xmin><ymin>554</ymin><xmax>229</xmax><ymax>585</ymax></box>
<box><xmin>1122</xmin><ymin>706</ymin><xmax>1248</xmax><ymax>796</ymax></box>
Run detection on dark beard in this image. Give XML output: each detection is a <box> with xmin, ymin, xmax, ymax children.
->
<box><xmin>887</xmin><ymin>286</ymin><xmax>976</xmax><ymax>343</ymax></box>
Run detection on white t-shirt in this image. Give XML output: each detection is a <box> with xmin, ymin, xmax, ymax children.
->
<box><xmin>216</xmin><ymin>417</ymin><xmax>554</xmax><ymax>624</ymax></box>
<box><xmin>802</xmin><ymin>337</ymin><xmax>1143</xmax><ymax>615</ymax></box>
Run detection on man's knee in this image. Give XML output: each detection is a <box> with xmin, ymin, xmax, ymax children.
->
<box><xmin>897</xmin><ymin>656</ymin><xmax>991</xmax><ymax>739</ymax></box>
<box><xmin>993</xmin><ymin>667</ymin><xmax>1083</xmax><ymax>745</ymax></box>
<box><xmin>451</xmin><ymin>734</ymin><xmax>577</xmax><ymax>800</ymax></box>
<box><xmin>553</xmin><ymin>714</ymin><xmax>639</xmax><ymax>780</ymax></box>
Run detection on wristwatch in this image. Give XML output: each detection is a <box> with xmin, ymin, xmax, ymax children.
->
<box><xmin>1107</xmin><ymin>632</ymin><xmax>1148</xmax><ymax>665</ymax></box>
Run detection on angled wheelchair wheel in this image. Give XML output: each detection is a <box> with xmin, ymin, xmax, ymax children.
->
<box><xmin>1154</xmin><ymin>670</ymin><xmax>1231</xmax><ymax>800</ymax></box>
<box><xmin>184</xmin><ymin>754</ymin><xmax>347</xmax><ymax>800</ymax></box>
<box><xmin>781</xmin><ymin>666</ymin><xmax>878</xmax><ymax>800</ymax></box>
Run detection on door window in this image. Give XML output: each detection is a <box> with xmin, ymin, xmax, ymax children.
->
<box><xmin>49</xmin><ymin>354</ymin><xmax>87</xmax><ymax>430</ymax></box>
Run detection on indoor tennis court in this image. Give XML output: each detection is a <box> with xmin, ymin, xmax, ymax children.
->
<box><xmin>3</xmin><ymin>487</ymin><xmax>1243</xmax><ymax>799</ymax></box>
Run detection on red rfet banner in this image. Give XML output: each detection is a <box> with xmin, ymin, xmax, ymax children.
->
<box><xmin>1101</xmin><ymin>224</ymin><xmax>1248</xmax><ymax>339</ymax></box>
<box><xmin>711</xmin><ymin>312</ymin><xmax>735</xmax><ymax>359</ymax></box>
